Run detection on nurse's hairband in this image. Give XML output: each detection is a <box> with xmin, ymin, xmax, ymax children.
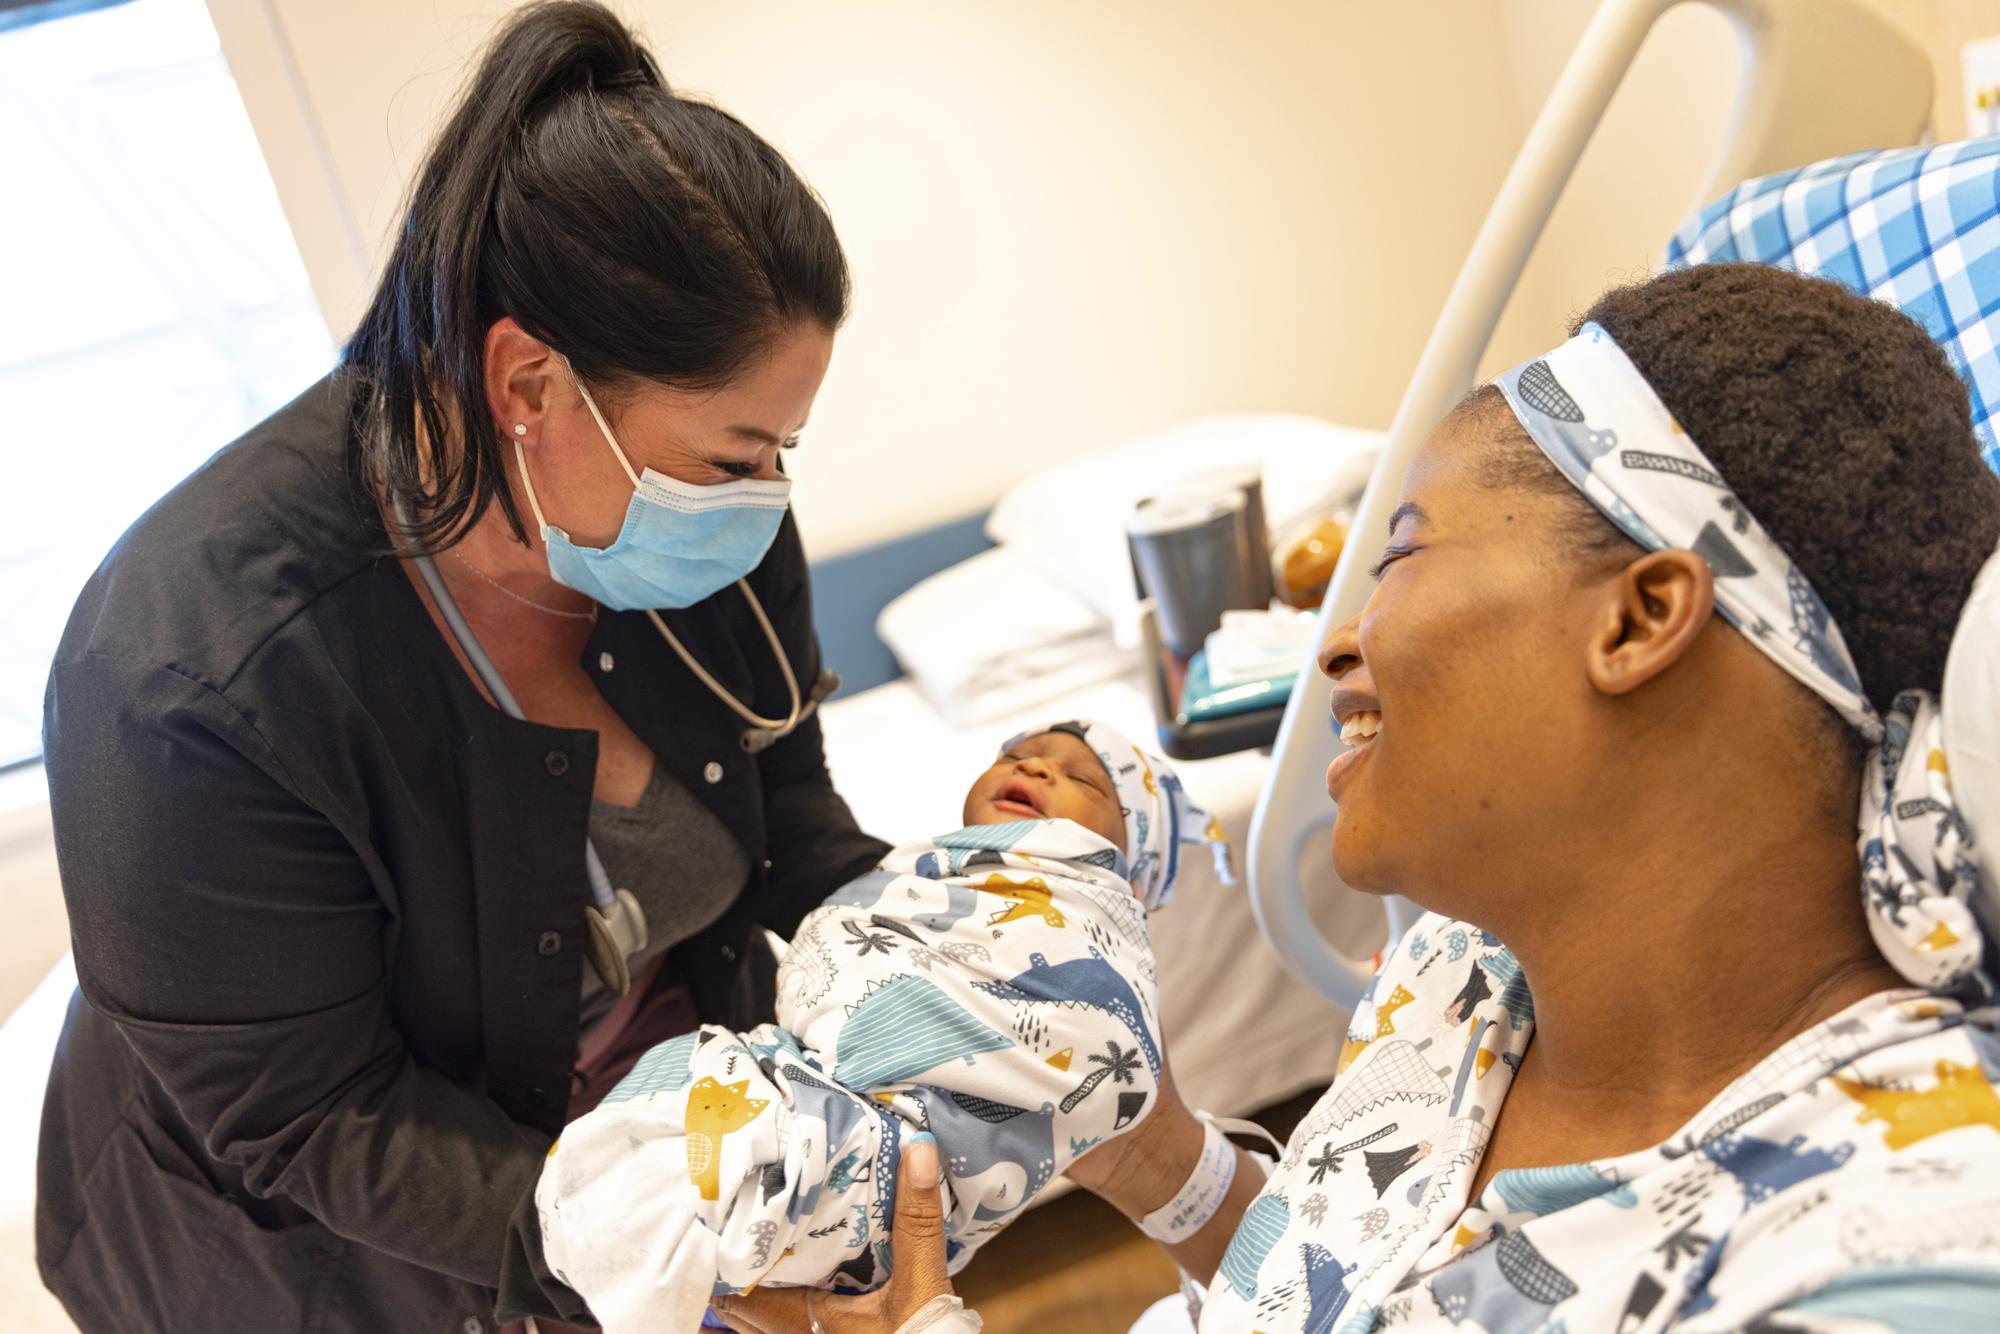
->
<box><xmin>1494</xmin><ymin>324</ymin><xmax>2000</xmax><ymax>998</ymax></box>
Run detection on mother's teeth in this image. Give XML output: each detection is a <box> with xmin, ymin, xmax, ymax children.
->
<box><xmin>1339</xmin><ymin>711</ymin><xmax>1382</xmax><ymax>745</ymax></box>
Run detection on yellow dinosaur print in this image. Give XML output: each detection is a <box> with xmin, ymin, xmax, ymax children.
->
<box><xmin>978</xmin><ymin>873</ymin><xmax>1066</xmax><ymax>928</ymax></box>
<box><xmin>1047</xmin><ymin>1047</ymin><xmax>1074</xmax><ymax>1072</ymax></box>
<box><xmin>1337</xmin><ymin>1035</ymin><xmax>1371</xmax><ymax>1075</ymax></box>
<box><xmin>1374</xmin><ymin>983</ymin><xmax>1415</xmax><ymax>1038</ymax></box>
<box><xmin>1138</xmin><ymin>749</ymin><xmax>1158</xmax><ymax>798</ymax></box>
<box><xmin>685</xmin><ymin>1076</ymin><xmax>770</xmax><ymax>1200</ymax></box>
<box><xmin>1832</xmin><ymin>1059</ymin><xmax>2000</xmax><ymax>1151</ymax></box>
<box><xmin>1917</xmin><ymin>920</ymin><xmax>1961</xmax><ymax>953</ymax></box>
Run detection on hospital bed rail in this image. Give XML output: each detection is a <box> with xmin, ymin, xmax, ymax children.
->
<box><xmin>1248</xmin><ymin>0</ymin><xmax>1932</xmax><ymax>1008</ymax></box>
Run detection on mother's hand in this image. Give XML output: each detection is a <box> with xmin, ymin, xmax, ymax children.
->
<box><xmin>1063</xmin><ymin>1059</ymin><xmax>1202</xmax><ymax>1203</ymax></box>
<box><xmin>714</xmin><ymin>1135</ymin><xmax>958</xmax><ymax>1333</ymax></box>
<box><xmin>1066</xmin><ymin>1059</ymin><xmax>1258</xmax><ymax>1285</ymax></box>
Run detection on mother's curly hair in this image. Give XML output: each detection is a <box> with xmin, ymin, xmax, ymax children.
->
<box><xmin>1479</xmin><ymin>262</ymin><xmax>2000</xmax><ymax>718</ymax></box>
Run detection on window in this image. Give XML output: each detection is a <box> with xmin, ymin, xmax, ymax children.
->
<box><xmin>0</xmin><ymin>0</ymin><xmax>332</xmax><ymax>769</ymax></box>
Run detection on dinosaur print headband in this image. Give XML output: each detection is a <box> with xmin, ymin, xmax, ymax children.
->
<box><xmin>1496</xmin><ymin>323</ymin><xmax>2000</xmax><ymax>998</ymax></box>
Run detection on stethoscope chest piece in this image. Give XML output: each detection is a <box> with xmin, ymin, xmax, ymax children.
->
<box><xmin>584</xmin><ymin>888</ymin><xmax>649</xmax><ymax>997</ymax></box>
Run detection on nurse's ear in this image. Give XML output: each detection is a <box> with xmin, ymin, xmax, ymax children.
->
<box><xmin>1583</xmin><ymin>548</ymin><xmax>1716</xmax><ymax>697</ymax></box>
<box><xmin>482</xmin><ymin>317</ymin><xmax>559</xmax><ymax>442</ymax></box>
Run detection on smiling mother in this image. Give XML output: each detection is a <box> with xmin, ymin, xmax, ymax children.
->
<box><xmin>722</xmin><ymin>264</ymin><xmax>2000</xmax><ymax>1334</ymax></box>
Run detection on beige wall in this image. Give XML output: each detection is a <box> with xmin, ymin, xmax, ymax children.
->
<box><xmin>1483</xmin><ymin>0</ymin><xmax>2000</xmax><ymax>379</ymax></box>
<box><xmin>1891</xmin><ymin>0</ymin><xmax>2000</xmax><ymax>139</ymax></box>
<box><xmin>209</xmin><ymin>0</ymin><xmax>1540</xmax><ymax>557</ymax></box>
<box><xmin>209</xmin><ymin>0</ymin><xmax>1993</xmax><ymax>558</ymax></box>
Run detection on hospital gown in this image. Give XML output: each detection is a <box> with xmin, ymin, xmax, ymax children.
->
<box><xmin>1200</xmin><ymin>911</ymin><xmax>2000</xmax><ymax>1332</ymax></box>
<box><xmin>536</xmin><ymin>819</ymin><xmax>1165</xmax><ymax>1332</ymax></box>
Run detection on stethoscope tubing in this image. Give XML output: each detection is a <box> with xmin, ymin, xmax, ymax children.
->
<box><xmin>407</xmin><ymin>541</ymin><xmax>623</xmax><ymax>912</ymax></box>
<box><xmin>391</xmin><ymin>496</ymin><xmax>820</xmax><ymax>914</ymax></box>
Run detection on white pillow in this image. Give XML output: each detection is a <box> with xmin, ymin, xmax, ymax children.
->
<box><xmin>984</xmin><ymin>414</ymin><xmax>1384</xmax><ymax>640</ymax></box>
<box><xmin>876</xmin><ymin>546</ymin><xmax>1137</xmax><ymax>727</ymax></box>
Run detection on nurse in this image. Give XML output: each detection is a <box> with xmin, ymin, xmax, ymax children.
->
<box><xmin>35</xmin><ymin>3</ymin><xmax>885</xmax><ymax>1330</ymax></box>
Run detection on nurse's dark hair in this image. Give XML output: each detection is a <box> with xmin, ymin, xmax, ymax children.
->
<box><xmin>1466</xmin><ymin>262</ymin><xmax>2000</xmax><ymax>723</ymax></box>
<box><xmin>344</xmin><ymin>0</ymin><xmax>847</xmax><ymax>550</ymax></box>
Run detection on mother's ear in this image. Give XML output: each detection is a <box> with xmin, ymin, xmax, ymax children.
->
<box><xmin>1584</xmin><ymin>549</ymin><xmax>1716</xmax><ymax>697</ymax></box>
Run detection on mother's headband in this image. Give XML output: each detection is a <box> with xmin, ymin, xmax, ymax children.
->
<box><xmin>1494</xmin><ymin>323</ymin><xmax>1879</xmax><ymax>740</ymax></box>
<box><xmin>1493</xmin><ymin>323</ymin><xmax>2000</xmax><ymax>998</ymax></box>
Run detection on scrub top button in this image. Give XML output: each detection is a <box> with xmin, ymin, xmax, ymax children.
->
<box><xmin>720</xmin><ymin>943</ymin><xmax>737</xmax><ymax>963</ymax></box>
<box><xmin>598</xmin><ymin>651</ymin><xmax>614</xmax><ymax>673</ymax></box>
<box><xmin>536</xmin><ymin>931</ymin><xmax>562</xmax><ymax>957</ymax></box>
<box><xmin>543</xmin><ymin>749</ymin><xmax>570</xmax><ymax>777</ymax></box>
<box><xmin>462</xmin><ymin>1319</ymin><xmax>484</xmax><ymax>1334</ymax></box>
<box><xmin>704</xmin><ymin>761</ymin><xmax>724</xmax><ymax>784</ymax></box>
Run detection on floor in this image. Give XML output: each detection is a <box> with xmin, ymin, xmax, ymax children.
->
<box><xmin>953</xmin><ymin>1087</ymin><xmax>1321</xmax><ymax>1334</ymax></box>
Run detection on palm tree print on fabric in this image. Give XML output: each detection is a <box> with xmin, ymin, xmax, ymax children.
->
<box><xmin>843</xmin><ymin>919</ymin><xmax>899</xmax><ymax>956</ymax></box>
<box><xmin>1060</xmin><ymin>1040</ymin><xmax>1141</xmax><ymax>1113</ymax></box>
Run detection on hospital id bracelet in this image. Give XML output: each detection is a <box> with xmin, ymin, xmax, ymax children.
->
<box><xmin>1138</xmin><ymin>1115</ymin><xmax>1236</xmax><ymax>1244</ymax></box>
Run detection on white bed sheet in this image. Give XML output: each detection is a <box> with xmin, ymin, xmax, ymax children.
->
<box><xmin>817</xmin><ymin>673</ymin><xmax>1363</xmax><ymax>1123</ymax></box>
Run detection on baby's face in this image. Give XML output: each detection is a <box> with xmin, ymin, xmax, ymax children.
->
<box><xmin>963</xmin><ymin>730</ymin><xmax>1127</xmax><ymax>853</ymax></box>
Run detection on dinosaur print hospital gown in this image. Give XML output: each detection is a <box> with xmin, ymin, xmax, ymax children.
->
<box><xmin>1202</xmin><ymin>912</ymin><xmax>2000</xmax><ymax>1333</ymax></box>
<box><xmin>536</xmin><ymin>820</ymin><xmax>1167</xmax><ymax>1333</ymax></box>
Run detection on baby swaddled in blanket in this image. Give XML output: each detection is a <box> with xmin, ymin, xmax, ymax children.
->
<box><xmin>535</xmin><ymin>718</ymin><xmax>1231</xmax><ymax>1331</ymax></box>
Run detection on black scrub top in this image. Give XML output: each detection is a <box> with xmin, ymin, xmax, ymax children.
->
<box><xmin>34</xmin><ymin>375</ymin><xmax>889</xmax><ymax>1332</ymax></box>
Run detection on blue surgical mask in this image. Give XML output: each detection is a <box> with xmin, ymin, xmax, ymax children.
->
<box><xmin>514</xmin><ymin>376</ymin><xmax>792</xmax><ymax>611</ymax></box>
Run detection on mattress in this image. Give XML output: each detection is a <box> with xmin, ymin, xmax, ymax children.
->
<box><xmin>816</xmin><ymin>674</ymin><xmax>1360</xmax><ymax>1123</ymax></box>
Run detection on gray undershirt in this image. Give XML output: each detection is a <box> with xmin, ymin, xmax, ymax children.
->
<box><xmin>579</xmin><ymin>764</ymin><xmax>749</xmax><ymax>1030</ymax></box>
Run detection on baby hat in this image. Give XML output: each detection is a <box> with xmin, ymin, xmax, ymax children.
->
<box><xmin>1001</xmin><ymin>718</ymin><xmax>1234</xmax><ymax>909</ymax></box>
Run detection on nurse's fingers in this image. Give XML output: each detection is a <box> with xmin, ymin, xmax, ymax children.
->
<box><xmin>886</xmin><ymin>1133</ymin><xmax>954</xmax><ymax>1310</ymax></box>
<box><xmin>711</xmin><ymin>1286</ymin><xmax>806</xmax><ymax>1333</ymax></box>
<box><xmin>713</xmin><ymin>1136</ymin><xmax>955</xmax><ymax>1334</ymax></box>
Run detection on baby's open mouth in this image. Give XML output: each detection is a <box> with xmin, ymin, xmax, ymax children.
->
<box><xmin>994</xmin><ymin>780</ymin><xmax>1045</xmax><ymax>816</ymax></box>
<box><xmin>1338</xmin><ymin>710</ymin><xmax>1382</xmax><ymax>747</ymax></box>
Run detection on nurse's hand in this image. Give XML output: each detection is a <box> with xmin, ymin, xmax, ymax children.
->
<box><xmin>713</xmin><ymin>1135</ymin><xmax>957</xmax><ymax>1334</ymax></box>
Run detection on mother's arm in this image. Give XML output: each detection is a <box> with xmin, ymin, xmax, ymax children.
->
<box><xmin>1064</xmin><ymin>1060</ymin><xmax>1262</xmax><ymax>1285</ymax></box>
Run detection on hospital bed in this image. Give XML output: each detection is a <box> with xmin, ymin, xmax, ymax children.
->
<box><xmin>810</xmin><ymin>413</ymin><xmax>1391</xmax><ymax>1121</ymax></box>
<box><xmin>1250</xmin><ymin>0</ymin><xmax>1944</xmax><ymax>1010</ymax></box>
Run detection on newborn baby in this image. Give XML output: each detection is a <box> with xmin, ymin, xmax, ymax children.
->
<box><xmin>536</xmin><ymin>719</ymin><xmax>1230</xmax><ymax>1332</ymax></box>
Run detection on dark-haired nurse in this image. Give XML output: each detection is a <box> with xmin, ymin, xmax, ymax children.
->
<box><xmin>33</xmin><ymin>4</ymin><xmax>884</xmax><ymax>1330</ymax></box>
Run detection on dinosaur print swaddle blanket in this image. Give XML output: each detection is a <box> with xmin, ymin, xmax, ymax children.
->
<box><xmin>536</xmin><ymin>717</ymin><xmax>1232</xmax><ymax>1334</ymax></box>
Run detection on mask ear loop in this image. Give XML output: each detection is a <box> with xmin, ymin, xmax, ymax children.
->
<box><xmin>570</xmin><ymin>366</ymin><xmax>644</xmax><ymax>486</ymax></box>
<box><xmin>513</xmin><ymin>434</ymin><xmax>553</xmax><ymax>534</ymax></box>
<box><xmin>513</xmin><ymin>365</ymin><xmax>644</xmax><ymax>534</ymax></box>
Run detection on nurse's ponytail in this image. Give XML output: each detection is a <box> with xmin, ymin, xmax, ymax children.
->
<box><xmin>347</xmin><ymin>0</ymin><xmax>847</xmax><ymax>551</ymax></box>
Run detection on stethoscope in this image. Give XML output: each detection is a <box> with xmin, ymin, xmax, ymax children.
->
<box><xmin>394</xmin><ymin>496</ymin><xmax>839</xmax><ymax>995</ymax></box>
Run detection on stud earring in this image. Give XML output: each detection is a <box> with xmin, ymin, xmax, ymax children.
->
<box><xmin>513</xmin><ymin>422</ymin><xmax>528</xmax><ymax>437</ymax></box>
